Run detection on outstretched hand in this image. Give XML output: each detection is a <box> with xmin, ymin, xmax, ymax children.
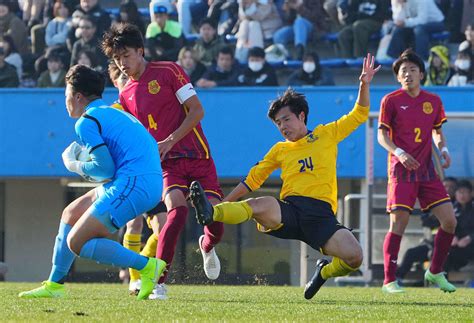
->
<box><xmin>359</xmin><ymin>53</ymin><xmax>381</xmax><ymax>85</ymax></box>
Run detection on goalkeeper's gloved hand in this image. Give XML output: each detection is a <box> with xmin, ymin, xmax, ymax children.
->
<box><xmin>62</xmin><ymin>141</ymin><xmax>85</xmax><ymax>176</ymax></box>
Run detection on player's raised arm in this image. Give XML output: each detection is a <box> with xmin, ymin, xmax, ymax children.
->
<box><xmin>357</xmin><ymin>53</ymin><xmax>381</xmax><ymax>107</ymax></box>
<box><xmin>327</xmin><ymin>53</ymin><xmax>380</xmax><ymax>142</ymax></box>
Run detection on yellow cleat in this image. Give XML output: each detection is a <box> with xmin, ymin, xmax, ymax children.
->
<box><xmin>18</xmin><ymin>281</ymin><xmax>65</xmax><ymax>298</ymax></box>
<box><xmin>137</xmin><ymin>258</ymin><xmax>166</xmax><ymax>300</ymax></box>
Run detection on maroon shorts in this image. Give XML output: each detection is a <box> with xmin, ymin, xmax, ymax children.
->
<box><xmin>386</xmin><ymin>180</ymin><xmax>451</xmax><ymax>213</ymax></box>
<box><xmin>161</xmin><ymin>157</ymin><xmax>223</xmax><ymax>200</ymax></box>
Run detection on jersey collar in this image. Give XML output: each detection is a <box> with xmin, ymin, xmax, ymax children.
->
<box><xmin>84</xmin><ymin>98</ymin><xmax>108</xmax><ymax>112</ymax></box>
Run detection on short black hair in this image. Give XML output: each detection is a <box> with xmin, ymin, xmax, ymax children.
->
<box><xmin>456</xmin><ymin>180</ymin><xmax>472</xmax><ymax>192</ymax></box>
<box><xmin>102</xmin><ymin>23</ymin><xmax>144</xmax><ymax>58</ymax></box>
<box><xmin>268</xmin><ymin>88</ymin><xmax>309</xmax><ymax>124</ymax></box>
<box><xmin>66</xmin><ymin>65</ymin><xmax>105</xmax><ymax>98</ymax></box>
<box><xmin>248</xmin><ymin>46</ymin><xmax>265</xmax><ymax>59</ymax></box>
<box><xmin>199</xmin><ymin>17</ymin><xmax>217</xmax><ymax>29</ymax></box>
<box><xmin>80</xmin><ymin>14</ymin><xmax>98</xmax><ymax>28</ymax></box>
<box><xmin>444</xmin><ymin>177</ymin><xmax>458</xmax><ymax>184</ymax></box>
<box><xmin>218</xmin><ymin>46</ymin><xmax>234</xmax><ymax>57</ymax></box>
<box><xmin>393</xmin><ymin>48</ymin><xmax>425</xmax><ymax>75</ymax></box>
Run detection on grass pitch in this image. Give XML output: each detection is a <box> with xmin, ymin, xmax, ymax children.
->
<box><xmin>1</xmin><ymin>283</ymin><xmax>473</xmax><ymax>321</ymax></box>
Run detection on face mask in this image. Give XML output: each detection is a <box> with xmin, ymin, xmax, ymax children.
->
<box><xmin>303</xmin><ymin>62</ymin><xmax>316</xmax><ymax>74</ymax></box>
<box><xmin>455</xmin><ymin>59</ymin><xmax>471</xmax><ymax>71</ymax></box>
<box><xmin>248</xmin><ymin>61</ymin><xmax>264</xmax><ymax>72</ymax></box>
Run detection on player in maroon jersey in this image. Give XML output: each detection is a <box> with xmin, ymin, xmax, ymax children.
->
<box><xmin>378</xmin><ymin>49</ymin><xmax>457</xmax><ymax>294</ymax></box>
<box><xmin>102</xmin><ymin>23</ymin><xmax>224</xmax><ymax>299</ymax></box>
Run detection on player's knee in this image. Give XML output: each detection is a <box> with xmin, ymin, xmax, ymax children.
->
<box><xmin>442</xmin><ymin>215</ymin><xmax>457</xmax><ymax>233</ymax></box>
<box><xmin>346</xmin><ymin>245</ymin><xmax>363</xmax><ymax>269</ymax></box>
<box><xmin>66</xmin><ymin>234</ymin><xmax>82</xmax><ymax>255</ymax></box>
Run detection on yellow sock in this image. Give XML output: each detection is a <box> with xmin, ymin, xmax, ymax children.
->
<box><xmin>213</xmin><ymin>201</ymin><xmax>253</xmax><ymax>224</ymax></box>
<box><xmin>320</xmin><ymin>257</ymin><xmax>358</xmax><ymax>280</ymax></box>
<box><xmin>123</xmin><ymin>233</ymin><xmax>141</xmax><ymax>282</ymax></box>
<box><xmin>140</xmin><ymin>234</ymin><xmax>158</xmax><ymax>258</ymax></box>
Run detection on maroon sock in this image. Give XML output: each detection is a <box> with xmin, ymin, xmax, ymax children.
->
<box><xmin>201</xmin><ymin>222</ymin><xmax>224</xmax><ymax>253</ymax></box>
<box><xmin>430</xmin><ymin>228</ymin><xmax>454</xmax><ymax>274</ymax></box>
<box><xmin>383</xmin><ymin>232</ymin><xmax>402</xmax><ymax>285</ymax></box>
<box><xmin>156</xmin><ymin>206</ymin><xmax>188</xmax><ymax>284</ymax></box>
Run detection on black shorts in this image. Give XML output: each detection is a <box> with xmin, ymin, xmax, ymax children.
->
<box><xmin>145</xmin><ymin>201</ymin><xmax>167</xmax><ymax>217</ymax></box>
<box><xmin>265</xmin><ymin>196</ymin><xmax>349</xmax><ymax>251</ymax></box>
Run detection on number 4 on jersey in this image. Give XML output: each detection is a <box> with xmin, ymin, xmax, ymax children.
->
<box><xmin>148</xmin><ymin>114</ymin><xmax>157</xmax><ymax>130</ymax></box>
<box><xmin>298</xmin><ymin>157</ymin><xmax>314</xmax><ymax>172</ymax></box>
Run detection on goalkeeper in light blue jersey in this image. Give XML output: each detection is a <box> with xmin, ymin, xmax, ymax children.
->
<box><xmin>19</xmin><ymin>65</ymin><xmax>166</xmax><ymax>300</ymax></box>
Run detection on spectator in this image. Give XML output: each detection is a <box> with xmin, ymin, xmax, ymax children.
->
<box><xmin>76</xmin><ymin>49</ymin><xmax>97</xmax><ymax>68</ymax></box>
<box><xmin>146</xmin><ymin>2</ymin><xmax>184</xmax><ymax>61</ymax></box>
<box><xmin>66</xmin><ymin>7</ymin><xmax>83</xmax><ymax>51</ymax></box>
<box><xmin>196</xmin><ymin>45</ymin><xmax>240</xmax><ymax>87</ymax></box>
<box><xmin>193</xmin><ymin>17</ymin><xmax>225</xmax><ymax>66</ymax></box>
<box><xmin>444</xmin><ymin>0</ymin><xmax>474</xmax><ymax>43</ymax></box>
<box><xmin>176</xmin><ymin>46</ymin><xmax>207</xmax><ymax>84</ymax></box>
<box><xmin>387</xmin><ymin>0</ymin><xmax>445</xmax><ymax>61</ymax></box>
<box><xmin>176</xmin><ymin>0</ymin><xmax>200</xmax><ymax>37</ymax></box>
<box><xmin>452</xmin><ymin>24</ymin><xmax>474</xmax><ymax>83</ymax></box>
<box><xmin>287</xmin><ymin>52</ymin><xmax>335</xmax><ymax>86</ymax></box>
<box><xmin>67</xmin><ymin>0</ymin><xmax>111</xmax><ymax>52</ymax></box>
<box><xmin>235</xmin><ymin>0</ymin><xmax>282</xmax><ymax>63</ymax></box>
<box><xmin>445</xmin><ymin>180</ymin><xmax>474</xmax><ymax>271</ymax></box>
<box><xmin>70</xmin><ymin>15</ymin><xmax>107</xmax><ymax>70</ymax></box>
<box><xmin>273</xmin><ymin>0</ymin><xmax>330</xmax><ymax>60</ymax></box>
<box><xmin>22</xmin><ymin>0</ymin><xmax>46</xmax><ymax>29</ymax></box>
<box><xmin>395</xmin><ymin>177</ymin><xmax>458</xmax><ymax>282</ymax></box>
<box><xmin>37</xmin><ymin>52</ymin><xmax>66</xmax><ymax>87</ymax></box>
<box><xmin>237</xmin><ymin>46</ymin><xmax>278</xmax><ymax>86</ymax></box>
<box><xmin>45</xmin><ymin>0</ymin><xmax>71</xmax><ymax>48</ymax></box>
<box><xmin>0</xmin><ymin>0</ymin><xmax>29</xmax><ymax>55</ymax></box>
<box><xmin>337</xmin><ymin>0</ymin><xmax>390</xmax><ymax>58</ymax></box>
<box><xmin>448</xmin><ymin>42</ymin><xmax>473</xmax><ymax>86</ymax></box>
<box><xmin>207</xmin><ymin>0</ymin><xmax>239</xmax><ymax>37</ymax></box>
<box><xmin>115</xmin><ymin>0</ymin><xmax>146</xmax><ymax>36</ymax></box>
<box><xmin>424</xmin><ymin>45</ymin><xmax>452</xmax><ymax>86</ymax></box>
<box><xmin>1</xmin><ymin>35</ymin><xmax>22</xmax><ymax>80</ymax></box>
<box><xmin>0</xmin><ymin>42</ymin><xmax>19</xmax><ymax>87</ymax></box>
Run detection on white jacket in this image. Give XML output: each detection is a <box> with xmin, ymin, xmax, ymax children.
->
<box><xmin>391</xmin><ymin>0</ymin><xmax>444</xmax><ymax>28</ymax></box>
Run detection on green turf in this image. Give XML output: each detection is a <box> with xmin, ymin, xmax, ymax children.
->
<box><xmin>1</xmin><ymin>283</ymin><xmax>473</xmax><ymax>321</ymax></box>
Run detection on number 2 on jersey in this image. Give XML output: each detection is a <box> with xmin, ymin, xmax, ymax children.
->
<box><xmin>414</xmin><ymin>127</ymin><xmax>422</xmax><ymax>143</ymax></box>
<box><xmin>148</xmin><ymin>114</ymin><xmax>157</xmax><ymax>130</ymax></box>
<box><xmin>298</xmin><ymin>157</ymin><xmax>314</xmax><ymax>172</ymax></box>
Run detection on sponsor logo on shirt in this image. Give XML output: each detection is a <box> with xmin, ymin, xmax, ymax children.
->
<box><xmin>148</xmin><ymin>80</ymin><xmax>161</xmax><ymax>94</ymax></box>
<box><xmin>423</xmin><ymin>102</ymin><xmax>433</xmax><ymax>114</ymax></box>
<box><xmin>400</xmin><ymin>105</ymin><xmax>409</xmax><ymax>110</ymax></box>
<box><xmin>306</xmin><ymin>133</ymin><xmax>319</xmax><ymax>143</ymax></box>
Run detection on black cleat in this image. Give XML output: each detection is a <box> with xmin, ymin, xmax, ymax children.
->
<box><xmin>189</xmin><ymin>181</ymin><xmax>214</xmax><ymax>226</ymax></box>
<box><xmin>304</xmin><ymin>258</ymin><xmax>329</xmax><ymax>300</ymax></box>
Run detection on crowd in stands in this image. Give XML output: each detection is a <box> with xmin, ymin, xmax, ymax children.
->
<box><xmin>0</xmin><ymin>0</ymin><xmax>473</xmax><ymax>88</ymax></box>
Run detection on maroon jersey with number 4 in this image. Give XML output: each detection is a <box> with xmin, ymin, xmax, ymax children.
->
<box><xmin>379</xmin><ymin>89</ymin><xmax>447</xmax><ymax>183</ymax></box>
<box><xmin>120</xmin><ymin>61</ymin><xmax>211</xmax><ymax>160</ymax></box>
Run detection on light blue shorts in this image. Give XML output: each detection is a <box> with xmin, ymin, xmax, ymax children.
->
<box><xmin>91</xmin><ymin>174</ymin><xmax>162</xmax><ymax>233</ymax></box>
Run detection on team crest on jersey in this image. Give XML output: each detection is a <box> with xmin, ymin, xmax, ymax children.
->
<box><xmin>422</xmin><ymin>102</ymin><xmax>433</xmax><ymax>114</ymax></box>
<box><xmin>148</xmin><ymin>80</ymin><xmax>160</xmax><ymax>94</ymax></box>
<box><xmin>306</xmin><ymin>133</ymin><xmax>319</xmax><ymax>143</ymax></box>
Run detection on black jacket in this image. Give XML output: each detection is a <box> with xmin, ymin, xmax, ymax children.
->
<box><xmin>237</xmin><ymin>62</ymin><xmax>278</xmax><ymax>86</ymax></box>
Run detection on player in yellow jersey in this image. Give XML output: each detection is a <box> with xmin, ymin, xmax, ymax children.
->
<box><xmin>108</xmin><ymin>62</ymin><xmax>168</xmax><ymax>298</ymax></box>
<box><xmin>190</xmin><ymin>53</ymin><xmax>380</xmax><ymax>300</ymax></box>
